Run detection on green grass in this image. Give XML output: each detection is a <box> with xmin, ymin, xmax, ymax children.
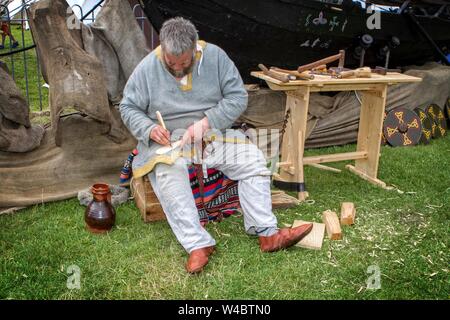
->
<box><xmin>1</xmin><ymin>25</ymin><xmax>49</xmax><ymax>112</ymax></box>
<box><xmin>1</xmin><ymin>135</ymin><xmax>449</xmax><ymax>300</ymax></box>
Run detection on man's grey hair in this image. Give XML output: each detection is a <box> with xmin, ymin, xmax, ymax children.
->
<box><xmin>159</xmin><ymin>17</ymin><xmax>199</xmax><ymax>56</ymax></box>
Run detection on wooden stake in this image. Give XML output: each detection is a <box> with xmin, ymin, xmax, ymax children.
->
<box><xmin>340</xmin><ymin>202</ymin><xmax>356</xmax><ymax>225</ymax></box>
<box><xmin>322</xmin><ymin>210</ymin><xmax>342</xmax><ymax>240</ymax></box>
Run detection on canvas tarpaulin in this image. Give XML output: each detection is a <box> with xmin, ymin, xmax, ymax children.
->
<box><xmin>27</xmin><ymin>0</ymin><xmax>149</xmax><ymax>146</ymax></box>
<box><xmin>0</xmin><ymin>114</ymin><xmax>135</xmax><ymax>207</ymax></box>
<box><xmin>0</xmin><ymin>0</ymin><xmax>147</xmax><ymax>208</ymax></box>
<box><xmin>0</xmin><ymin>62</ymin><xmax>45</xmax><ymax>153</ymax></box>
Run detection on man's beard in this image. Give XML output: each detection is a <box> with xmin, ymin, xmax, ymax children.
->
<box><xmin>164</xmin><ymin>59</ymin><xmax>195</xmax><ymax>78</ymax></box>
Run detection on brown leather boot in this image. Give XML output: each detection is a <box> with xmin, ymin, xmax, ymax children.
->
<box><xmin>185</xmin><ymin>246</ymin><xmax>215</xmax><ymax>274</ymax></box>
<box><xmin>259</xmin><ymin>224</ymin><xmax>313</xmax><ymax>252</ymax></box>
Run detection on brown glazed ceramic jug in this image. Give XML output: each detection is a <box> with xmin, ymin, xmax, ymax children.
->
<box><xmin>85</xmin><ymin>183</ymin><xmax>116</xmax><ymax>234</ymax></box>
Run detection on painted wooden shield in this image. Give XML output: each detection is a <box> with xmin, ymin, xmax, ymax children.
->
<box><xmin>425</xmin><ymin>104</ymin><xmax>447</xmax><ymax>138</ymax></box>
<box><xmin>414</xmin><ymin>108</ymin><xmax>433</xmax><ymax>144</ymax></box>
<box><xmin>383</xmin><ymin>108</ymin><xmax>422</xmax><ymax>147</ymax></box>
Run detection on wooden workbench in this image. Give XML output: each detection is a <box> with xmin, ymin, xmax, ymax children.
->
<box><xmin>251</xmin><ymin>71</ymin><xmax>422</xmax><ymax>200</ymax></box>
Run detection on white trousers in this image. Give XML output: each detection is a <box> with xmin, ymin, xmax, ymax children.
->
<box><xmin>148</xmin><ymin>141</ymin><xmax>278</xmax><ymax>253</ymax></box>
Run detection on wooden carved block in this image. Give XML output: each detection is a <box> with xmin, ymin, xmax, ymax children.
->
<box><xmin>322</xmin><ymin>210</ymin><xmax>342</xmax><ymax>240</ymax></box>
<box><xmin>293</xmin><ymin>220</ymin><xmax>325</xmax><ymax>250</ymax></box>
<box><xmin>340</xmin><ymin>202</ymin><xmax>356</xmax><ymax>225</ymax></box>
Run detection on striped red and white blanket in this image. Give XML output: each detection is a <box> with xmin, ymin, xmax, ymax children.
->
<box><xmin>188</xmin><ymin>165</ymin><xmax>240</xmax><ymax>226</ymax></box>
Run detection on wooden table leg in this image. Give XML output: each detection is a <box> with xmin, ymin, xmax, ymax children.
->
<box><xmin>296</xmin><ymin>130</ymin><xmax>309</xmax><ymax>201</ymax></box>
<box><xmin>273</xmin><ymin>87</ymin><xmax>310</xmax><ymax>201</ymax></box>
<box><xmin>346</xmin><ymin>85</ymin><xmax>387</xmax><ymax>188</ymax></box>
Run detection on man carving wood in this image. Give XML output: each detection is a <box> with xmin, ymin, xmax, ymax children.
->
<box><xmin>119</xmin><ymin>17</ymin><xmax>312</xmax><ymax>274</ymax></box>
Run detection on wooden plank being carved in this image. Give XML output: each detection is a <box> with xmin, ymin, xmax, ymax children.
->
<box><xmin>292</xmin><ymin>220</ymin><xmax>325</xmax><ymax>250</ymax></box>
<box><xmin>322</xmin><ymin>210</ymin><xmax>342</xmax><ymax>240</ymax></box>
<box><xmin>340</xmin><ymin>202</ymin><xmax>356</xmax><ymax>225</ymax></box>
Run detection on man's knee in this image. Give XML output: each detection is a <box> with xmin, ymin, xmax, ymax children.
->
<box><xmin>211</xmin><ymin>143</ymin><xmax>271</xmax><ymax>179</ymax></box>
<box><xmin>240</xmin><ymin>143</ymin><xmax>269</xmax><ymax>170</ymax></box>
<box><xmin>151</xmin><ymin>159</ymin><xmax>191</xmax><ymax>203</ymax></box>
<box><xmin>154</xmin><ymin>158</ymin><xmax>188</xmax><ymax>182</ymax></box>
<box><xmin>154</xmin><ymin>158</ymin><xmax>189</xmax><ymax>187</ymax></box>
<box><xmin>215</xmin><ymin>142</ymin><xmax>266</xmax><ymax>165</ymax></box>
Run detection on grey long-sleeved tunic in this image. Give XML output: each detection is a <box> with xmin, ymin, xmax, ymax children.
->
<box><xmin>119</xmin><ymin>41</ymin><xmax>248</xmax><ymax>178</ymax></box>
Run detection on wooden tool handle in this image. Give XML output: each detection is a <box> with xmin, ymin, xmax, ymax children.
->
<box><xmin>338</xmin><ymin>49</ymin><xmax>346</xmax><ymax>69</ymax></box>
<box><xmin>311</xmin><ymin>64</ymin><xmax>327</xmax><ymax>71</ymax></box>
<box><xmin>337</xmin><ymin>70</ymin><xmax>356</xmax><ymax>79</ymax></box>
<box><xmin>155</xmin><ymin>111</ymin><xmax>167</xmax><ymax>130</ymax></box>
<box><xmin>270</xmin><ymin>67</ymin><xmax>315</xmax><ymax>80</ymax></box>
<box><xmin>258</xmin><ymin>64</ymin><xmax>289</xmax><ymax>83</ymax></box>
<box><xmin>295</xmin><ymin>73</ymin><xmax>315</xmax><ymax>80</ymax></box>
<box><xmin>354</xmin><ymin>67</ymin><xmax>372</xmax><ymax>78</ymax></box>
<box><xmin>372</xmin><ymin>67</ymin><xmax>402</xmax><ymax>75</ymax></box>
<box><xmin>337</xmin><ymin>67</ymin><xmax>372</xmax><ymax>79</ymax></box>
<box><xmin>297</xmin><ymin>51</ymin><xmax>343</xmax><ymax>73</ymax></box>
<box><xmin>270</xmin><ymin>69</ymin><xmax>297</xmax><ymax>81</ymax></box>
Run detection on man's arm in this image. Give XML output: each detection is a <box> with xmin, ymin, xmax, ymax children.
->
<box><xmin>204</xmin><ymin>49</ymin><xmax>248</xmax><ymax>130</ymax></box>
<box><xmin>119</xmin><ymin>71</ymin><xmax>156</xmax><ymax>147</ymax></box>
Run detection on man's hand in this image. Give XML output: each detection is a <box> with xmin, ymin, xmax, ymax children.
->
<box><xmin>150</xmin><ymin>125</ymin><xmax>171</xmax><ymax>146</ymax></box>
<box><xmin>180</xmin><ymin>117</ymin><xmax>210</xmax><ymax>147</ymax></box>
